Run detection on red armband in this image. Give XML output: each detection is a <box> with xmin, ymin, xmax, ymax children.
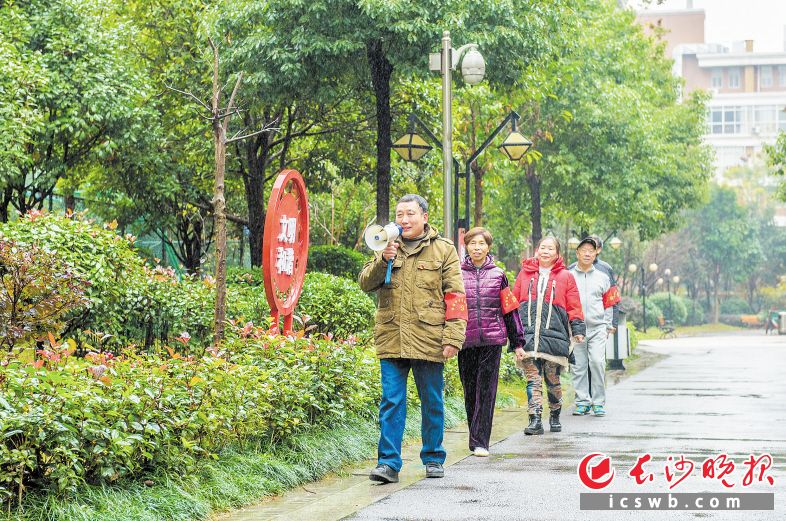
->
<box><xmin>500</xmin><ymin>287</ymin><xmax>519</xmax><ymax>314</ymax></box>
<box><xmin>445</xmin><ymin>292</ymin><xmax>468</xmax><ymax>321</ymax></box>
<box><xmin>602</xmin><ymin>286</ymin><xmax>621</xmax><ymax>308</ymax></box>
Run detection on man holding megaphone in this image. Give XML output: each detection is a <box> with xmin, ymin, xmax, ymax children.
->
<box><xmin>359</xmin><ymin>194</ymin><xmax>468</xmax><ymax>484</ymax></box>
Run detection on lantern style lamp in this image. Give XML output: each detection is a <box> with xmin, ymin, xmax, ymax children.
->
<box><xmin>392</xmin><ymin>113</ymin><xmax>433</xmax><ymax>162</ymax></box>
<box><xmin>498</xmin><ymin>119</ymin><xmax>533</xmax><ymax>161</ymax></box>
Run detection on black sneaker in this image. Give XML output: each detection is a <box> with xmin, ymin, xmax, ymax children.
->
<box><xmin>425</xmin><ymin>462</ymin><xmax>444</xmax><ymax>478</ymax></box>
<box><xmin>369</xmin><ymin>464</ymin><xmax>399</xmax><ymax>484</ymax></box>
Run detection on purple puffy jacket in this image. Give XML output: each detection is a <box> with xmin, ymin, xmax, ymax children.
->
<box><xmin>461</xmin><ymin>255</ymin><xmax>524</xmax><ymax>349</ymax></box>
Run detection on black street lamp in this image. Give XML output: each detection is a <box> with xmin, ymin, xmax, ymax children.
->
<box><xmin>391</xmin><ymin>113</ymin><xmax>436</xmax><ymax>162</ymax></box>
<box><xmin>664</xmin><ymin>268</ymin><xmax>673</xmax><ymax>320</ymax></box>
<box><xmin>393</xmin><ymin>110</ymin><xmax>531</xmax><ymax>246</ymax></box>
<box><xmin>629</xmin><ymin>262</ymin><xmax>658</xmax><ymax>332</ymax></box>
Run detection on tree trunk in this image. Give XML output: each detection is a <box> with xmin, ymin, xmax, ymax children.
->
<box><xmin>712</xmin><ymin>266</ymin><xmax>721</xmax><ymax>324</ymax></box>
<box><xmin>212</xmin><ymin>117</ymin><xmax>228</xmax><ymax>344</ymax></box>
<box><xmin>208</xmin><ymin>39</ymin><xmax>241</xmax><ymax>345</ymax></box>
<box><xmin>182</xmin><ymin>216</ymin><xmax>203</xmax><ymax>273</ymax></box>
<box><xmin>367</xmin><ymin>39</ymin><xmax>393</xmax><ymax>225</ymax></box>
<box><xmin>64</xmin><ymin>192</ymin><xmax>75</xmax><ymax>213</ymax></box>
<box><xmin>526</xmin><ymin>163</ymin><xmax>542</xmax><ymax>246</ymax></box>
<box><xmin>243</xmin><ymin>134</ymin><xmax>267</xmax><ymax>267</ymax></box>
<box><xmin>0</xmin><ymin>186</ymin><xmax>11</xmax><ymax>222</ymax></box>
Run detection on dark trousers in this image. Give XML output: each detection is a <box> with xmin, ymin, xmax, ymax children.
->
<box><xmin>458</xmin><ymin>345</ymin><xmax>502</xmax><ymax>451</ymax></box>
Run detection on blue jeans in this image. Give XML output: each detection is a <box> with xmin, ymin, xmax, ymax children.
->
<box><xmin>378</xmin><ymin>358</ymin><xmax>446</xmax><ymax>472</ymax></box>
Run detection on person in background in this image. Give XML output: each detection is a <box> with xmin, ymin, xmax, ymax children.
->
<box><xmin>569</xmin><ymin>237</ymin><xmax>621</xmax><ymax>417</ymax></box>
<box><xmin>512</xmin><ymin>236</ymin><xmax>585</xmax><ymax>435</ymax></box>
<box><xmin>358</xmin><ymin>194</ymin><xmax>467</xmax><ymax>484</ymax></box>
<box><xmin>459</xmin><ymin>227</ymin><xmax>524</xmax><ymax>457</ymax></box>
<box><xmin>567</xmin><ymin>234</ymin><xmax>620</xmax><ymax>334</ymax></box>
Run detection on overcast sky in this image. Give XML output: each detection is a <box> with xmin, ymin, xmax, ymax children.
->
<box><xmin>635</xmin><ymin>0</ymin><xmax>786</xmax><ymax>52</ymax></box>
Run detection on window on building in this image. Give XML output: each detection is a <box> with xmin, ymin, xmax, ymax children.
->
<box><xmin>728</xmin><ymin>68</ymin><xmax>741</xmax><ymax>89</ymax></box>
<box><xmin>725</xmin><ymin>107</ymin><xmax>742</xmax><ymax>133</ymax></box>
<box><xmin>778</xmin><ymin>106</ymin><xmax>786</xmax><ymax>131</ymax></box>
<box><xmin>710</xmin><ymin>108</ymin><xmax>723</xmax><ymax>134</ymax></box>
<box><xmin>779</xmin><ymin>66</ymin><xmax>786</xmax><ymax>86</ymax></box>
<box><xmin>708</xmin><ymin>106</ymin><xmax>743</xmax><ymax>135</ymax></box>
<box><xmin>711</xmin><ymin>68</ymin><xmax>723</xmax><ymax>88</ymax></box>
<box><xmin>754</xmin><ymin>105</ymin><xmax>776</xmax><ymax>133</ymax></box>
<box><xmin>761</xmin><ymin>66</ymin><xmax>773</xmax><ymax>88</ymax></box>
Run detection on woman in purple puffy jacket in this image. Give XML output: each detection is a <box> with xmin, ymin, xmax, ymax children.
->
<box><xmin>459</xmin><ymin>227</ymin><xmax>525</xmax><ymax>457</ymax></box>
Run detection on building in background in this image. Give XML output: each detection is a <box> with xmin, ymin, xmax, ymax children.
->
<box><xmin>637</xmin><ymin>5</ymin><xmax>786</xmax><ymax>181</ymax></box>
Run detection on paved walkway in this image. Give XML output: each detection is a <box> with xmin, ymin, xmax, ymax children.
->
<box><xmin>221</xmin><ymin>332</ymin><xmax>786</xmax><ymax>520</ymax></box>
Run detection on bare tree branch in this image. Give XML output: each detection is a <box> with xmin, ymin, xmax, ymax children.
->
<box><xmin>164</xmin><ymin>84</ymin><xmax>211</xmax><ymax>112</ymax></box>
<box><xmin>226</xmin><ymin>124</ymin><xmax>281</xmax><ymax>145</ymax></box>
<box><xmin>222</xmin><ymin>72</ymin><xmax>244</xmax><ymax>134</ymax></box>
<box><xmin>190</xmin><ymin>200</ymin><xmax>249</xmax><ymax>226</ymax></box>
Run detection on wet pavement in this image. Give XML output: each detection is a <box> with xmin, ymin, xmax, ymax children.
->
<box><xmin>219</xmin><ymin>332</ymin><xmax>786</xmax><ymax>521</ymax></box>
<box><xmin>344</xmin><ymin>332</ymin><xmax>786</xmax><ymax>520</ymax></box>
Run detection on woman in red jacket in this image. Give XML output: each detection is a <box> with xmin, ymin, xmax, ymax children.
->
<box><xmin>512</xmin><ymin>236</ymin><xmax>585</xmax><ymax>435</ymax></box>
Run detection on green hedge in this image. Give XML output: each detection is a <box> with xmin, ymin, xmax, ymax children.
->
<box><xmin>307</xmin><ymin>245</ymin><xmax>367</xmax><ymax>280</ymax></box>
<box><xmin>296</xmin><ymin>272</ymin><xmax>375</xmax><ymax>339</ymax></box>
<box><xmin>647</xmin><ymin>292</ymin><xmax>688</xmax><ymax>324</ymax></box>
<box><xmin>719</xmin><ymin>296</ymin><xmax>752</xmax><ymax>315</ymax></box>
<box><xmin>0</xmin><ymin>331</ymin><xmax>379</xmax><ymax>502</ymax></box>
<box><xmin>620</xmin><ymin>296</ymin><xmax>663</xmax><ymax>329</ymax></box>
<box><xmin>0</xmin><ymin>215</ymin><xmax>375</xmax><ymax>350</ymax></box>
<box><xmin>0</xmin><ymin>213</ymin><xmax>216</xmax><ymax>348</ymax></box>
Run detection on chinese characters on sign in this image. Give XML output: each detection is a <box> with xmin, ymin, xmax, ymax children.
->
<box><xmin>275</xmin><ymin>215</ymin><xmax>297</xmax><ymax>276</ymax></box>
<box><xmin>578</xmin><ymin>452</ymin><xmax>777</xmax><ymax>512</ymax></box>
<box><xmin>262</xmin><ymin>169</ymin><xmax>309</xmax><ymax>335</ymax></box>
<box><xmin>578</xmin><ymin>452</ymin><xmax>776</xmax><ymax>491</ymax></box>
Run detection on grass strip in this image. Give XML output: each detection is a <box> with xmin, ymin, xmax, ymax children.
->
<box><xmin>4</xmin><ymin>397</ymin><xmax>469</xmax><ymax>521</ymax></box>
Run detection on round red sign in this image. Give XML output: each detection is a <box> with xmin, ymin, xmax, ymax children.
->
<box><xmin>262</xmin><ymin>169</ymin><xmax>309</xmax><ymax>334</ymax></box>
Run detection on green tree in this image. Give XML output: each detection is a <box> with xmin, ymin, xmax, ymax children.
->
<box><xmin>520</xmin><ymin>0</ymin><xmax>711</xmax><ymax>245</ymax></box>
<box><xmin>217</xmin><ymin>0</ymin><xmax>570</xmax><ymax>241</ymax></box>
<box><xmin>764</xmin><ymin>131</ymin><xmax>786</xmax><ymax>201</ymax></box>
<box><xmin>0</xmin><ymin>0</ymin><xmax>151</xmax><ymax>220</ymax></box>
<box><xmin>692</xmin><ymin>187</ymin><xmax>763</xmax><ymax>323</ymax></box>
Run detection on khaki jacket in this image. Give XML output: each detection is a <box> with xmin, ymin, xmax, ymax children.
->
<box><xmin>358</xmin><ymin>225</ymin><xmax>467</xmax><ymax>363</ymax></box>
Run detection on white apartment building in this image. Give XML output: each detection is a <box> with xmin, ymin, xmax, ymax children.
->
<box><xmin>637</xmin><ymin>8</ymin><xmax>786</xmax><ymax>179</ymax></box>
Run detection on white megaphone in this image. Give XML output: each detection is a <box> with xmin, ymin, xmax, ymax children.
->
<box><xmin>364</xmin><ymin>222</ymin><xmax>403</xmax><ymax>284</ymax></box>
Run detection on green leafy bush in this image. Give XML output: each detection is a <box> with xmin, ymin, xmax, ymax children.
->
<box><xmin>307</xmin><ymin>245</ymin><xmax>367</xmax><ymax>280</ymax></box>
<box><xmin>0</xmin><ymin>329</ymin><xmax>379</xmax><ymax>503</ymax></box>
<box><xmin>620</xmin><ymin>296</ymin><xmax>662</xmax><ymax>329</ymax></box>
<box><xmin>0</xmin><ymin>240</ymin><xmax>88</xmax><ymax>350</ymax></box>
<box><xmin>296</xmin><ymin>272</ymin><xmax>375</xmax><ymax>338</ymax></box>
<box><xmin>0</xmin><ymin>213</ymin><xmax>215</xmax><ymax>348</ymax></box>
<box><xmin>647</xmin><ymin>292</ymin><xmax>688</xmax><ymax>324</ymax></box>
<box><xmin>226</xmin><ymin>266</ymin><xmax>263</xmax><ymax>286</ymax></box>
<box><xmin>719</xmin><ymin>296</ymin><xmax>752</xmax><ymax>315</ymax></box>
<box><xmin>683</xmin><ymin>299</ymin><xmax>705</xmax><ymax>326</ymax></box>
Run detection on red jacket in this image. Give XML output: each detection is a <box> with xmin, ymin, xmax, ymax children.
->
<box><xmin>512</xmin><ymin>256</ymin><xmax>585</xmax><ymax>365</ymax></box>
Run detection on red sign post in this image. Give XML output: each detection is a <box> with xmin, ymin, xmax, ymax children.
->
<box><xmin>262</xmin><ymin>169</ymin><xmax>309</xmax><ymax>335</ymax></box>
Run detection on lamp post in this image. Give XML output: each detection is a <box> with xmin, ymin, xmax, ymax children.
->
<box><xmin>430</xmin><ymin>32</ymin><xmax>486</xmax><ymax>244</ymax></box>
<box><xmin>629</xmin><ymin>262</ymin><xmax>658</xmax><ymax>332</ymax></box>
<box><xmin>663</xmin><ymin>268</ymin><xmax>672</xmax><ymax>320</ymax></box>
<box><xmin>394</xmin><ymin>39</ymin><xmax>530</xmax><ymax>246</ymax></box>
